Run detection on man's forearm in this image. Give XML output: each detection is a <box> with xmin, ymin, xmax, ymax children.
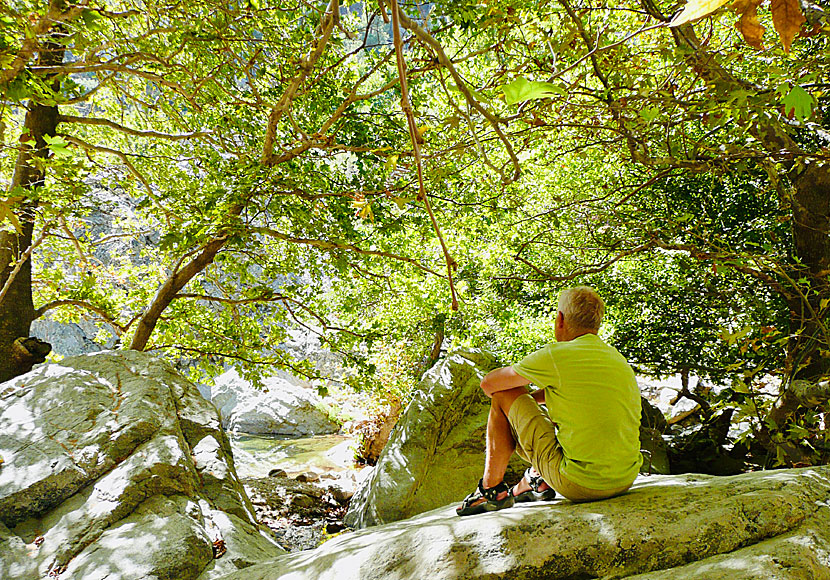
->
<box><xmin>480</xmin><ymin>365</ymin><xmax>531</xmax><ymax>397</ymax></box>
<box><xmin>531</xmin><ymin>389</ymin><xmax>545</xmax><ymax>404</ymax></box>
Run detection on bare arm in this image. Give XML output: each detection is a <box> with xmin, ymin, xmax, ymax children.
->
<box><xmin>480</xmin><ymin>366</ymin><xmax>531</xmax><ymax>398</ymax></box>
<box><xmin>530</xmin><ymin>389</ymin><xmax>545</xmax><ymax>404</ymax></box>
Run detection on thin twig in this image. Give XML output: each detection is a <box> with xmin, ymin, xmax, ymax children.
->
<box><xmin>0</xmin><ymin>219</ymin><xmax>55</xmax><ymax>306</ymax></box>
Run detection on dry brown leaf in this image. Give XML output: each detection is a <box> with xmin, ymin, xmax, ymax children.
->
<box><xmin>770</xmin><ymin>0</ymin><xmax>806</xmax><ymax>52</ymax></box>
<box><xmin>734</xmin><ymin>0</ymin><xmax>766</xmax><ymax>49</ymax></box>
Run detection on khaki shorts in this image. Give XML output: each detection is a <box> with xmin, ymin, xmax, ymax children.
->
<box><xmin>507</xmin><ymin>393</ymin><xmax>632</xmax><ymax>503</ymax></box>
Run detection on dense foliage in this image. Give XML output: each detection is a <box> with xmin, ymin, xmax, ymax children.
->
<box><xmin>1</xmin><ymin>0</ymin><xmax>828</xmax><ymax>467</ymax></box>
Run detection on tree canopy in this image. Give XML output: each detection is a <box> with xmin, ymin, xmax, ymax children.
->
<box><xmin>1</xmin><ymin>0</ymin><xmax>828</xmax><ymax>467</ymax></box>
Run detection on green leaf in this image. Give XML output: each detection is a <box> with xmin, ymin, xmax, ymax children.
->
<box><xmin>5</xmin><ymin>78</ymin><xmax>31</xmax><ymax>102</ymax></box>
<box><xmin>502</xmin><ymin>77</ymin><xmax>564</xmax><ymax>106</ymax></box>
<box><xmin>44</xmin><ymin>135</ymin><xmax>72</xmax><ymax>158</ymax></box>
<box><xmin>782</xmin><ymin>85</ymin><xmax>814</xmax><ymax>121</ymax></box>
<box><xmin>639</xmin><ymin>106</ymin><xmax>660</xmax><ymax>123</ymax></box>
<box><xmin>788</xmin><ymin>424</ymin><xmax>809</xmax><ymax>439</ymax></box>
<box><xmin>81</xmin><ymin>9</ymin><xmax>105</xmax><ymax>32</ymax></box>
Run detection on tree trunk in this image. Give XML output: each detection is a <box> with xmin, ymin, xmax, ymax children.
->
<box><xmin>129</xmin><ymin>236</ymin><xmax>229</xmax><ymax>351</ymax></box>
<box><xmin>787</xmin><ymin>164</ymin><xmax>830</xmax><ymax>379</ymax></box>
<box><xmin>0</xmin><ymin>39</ymin><xmax>63</xmax><ymax>382</ymax></box>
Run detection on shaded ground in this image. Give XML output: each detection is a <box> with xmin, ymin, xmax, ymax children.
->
<box><xmin>243</xmin><ymin>475</ymin><xmax>352</xmax><ymax>551</ymax></box>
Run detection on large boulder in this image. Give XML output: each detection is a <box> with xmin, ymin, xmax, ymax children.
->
<box><xmin>344</xmin><ymin>349</ymin><xmax>527</xmax><ymax>529</ymax></box>
<box><xmin>211</xmin><ymin>369</ymin><xmax>340</xmax><ymax>436</ymax></box>
<box><xmin>218</xmin><ymin>465</ymin><xmax>830</xmax><ymax>580</ymax></box>
<box><xmin>345</xmin><ymin>350</ymin><xmax>666</xmax><ymax>529</ymax></box>
<box><xmin>0</xmin><ymin>350</ymin><xmax>285</xmax><ymax>580</ymax></box>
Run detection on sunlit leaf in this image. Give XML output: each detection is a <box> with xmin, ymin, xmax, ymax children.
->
<box><xmin>669</xmin><ymin>0</ymin><xmax>731</xmax><ymax>27</ymax></box>
<box><xmin>44</xmin><ymin>135</ymin><xmax>72</xmax><ymax>158</ymax></box>
<box><xmin>502</xmin><ymin>77</ymin><xmax>563</xmax><ymax>106</ymax></box>
<box><xmin>782</xmin><ymin>85</ymin><xmax>814</xmax><ymax>121</ymax></box>
<box><xmin>732</xmin><ymin>0</ymin><xmax>765</xmax><ymax>49</ymax></box>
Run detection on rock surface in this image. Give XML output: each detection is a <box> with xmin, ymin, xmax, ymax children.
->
<box><xmin>219</xmin><ymin>466</ymin><xmax>830</xmax><ymax>580</ymax></box>
<box><xmin>345</xmin><ymin>350</ymin><xmax>664</xmax><ymax>529</ymax></box>
<box><xmin>639</xmin><ymin>397</ymin><xmax>670</xmax><ymax>475</ymax></box>
<box><xmin>0</xmin><ymin>350</ymin><xmax>285</xmax><ymax>580</ymax></box>
<box><xmin>344</xmin><ymin>349</ymin><xmax>527</xmax><ymax>529</ymax></box>
<box><xmin>212</xmin><ymin>369</ymin><xmax>340</xmax><ymax>436</ymax></box>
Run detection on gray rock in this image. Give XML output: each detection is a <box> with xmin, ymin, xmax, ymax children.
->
<box><xmin>0</xmin><ymin>350</ymin><xmax>284</xmax><ymax>580</ymax></box>
<box><xmin>211</xmin><ymin>369</ymin><xmax>340</xmax><ymax>436</ymax></box>
<box><xmin>30</xmin><ymin>317</ymin><xmax>117</xmax><ymax>357</ymax></box>
<box><xmin>217</xmin><ymin>466</ymin><xmax>830</xmax><ymax>580</ymax></box>
<box><xmin>640</xmin><ymin>397</ymin><xmax>670</xmax><ymax>475</ymax></box>
<box><xmin>344</xmin><ymin>348</ymin><xmax>527</xmax><ymax>529</ymax></box>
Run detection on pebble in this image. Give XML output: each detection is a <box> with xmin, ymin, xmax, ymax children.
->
<box><xmin>295</xmin><ymin>471</ymin><xmax>320</xmax><ymax>483</ymax></box>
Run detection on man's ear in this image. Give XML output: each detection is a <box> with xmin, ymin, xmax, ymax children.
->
<box><xmin>556</xmin><ymin>311</ymin><xmax>564</xmax><ymax>328</ymax></box>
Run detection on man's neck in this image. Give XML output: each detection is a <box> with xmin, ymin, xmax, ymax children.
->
<box><xmin>559</xmin><ymin>328</ymin><xmax>596</xmax><ymax>342</ymax></box>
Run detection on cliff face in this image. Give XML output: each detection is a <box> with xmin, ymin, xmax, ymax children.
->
<box><xmin>0</xmin><ymin>350</ymin><xmax>285</xmax><ymax>580</ymax></box>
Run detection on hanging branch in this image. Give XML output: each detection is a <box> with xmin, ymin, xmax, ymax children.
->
<box><xmin>392</xmin><ymin>5</ymin><xmax>521</xmax><ymax>183</ymax></box>
<box><xmin>388</xmin><ymin>0</ymin><xmax>459</xmax><ymax>311</ymax></box>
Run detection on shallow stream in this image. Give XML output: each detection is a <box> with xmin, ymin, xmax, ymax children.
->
<box><xmin>228</xmin><ymin>432</ymin><xmax>357</xmax><ymax>479</ymax></box>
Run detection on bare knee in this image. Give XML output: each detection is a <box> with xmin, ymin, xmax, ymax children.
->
<box><xmin>491</xmin><ymin>388</ymin><xmax>527</xmax><ymax>415</ymax></box>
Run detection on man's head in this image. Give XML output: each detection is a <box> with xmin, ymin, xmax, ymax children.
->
<box><xmin>555</xmin><ymin>286</ymin><xmax>604</xmax><ymax>341</ymax></box>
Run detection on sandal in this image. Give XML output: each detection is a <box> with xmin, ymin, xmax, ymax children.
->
<box><xmin>513</xmin><ymin>467</ymin><xmax>557</xmax><ymax>503</ymax></box>
<box><xmin>456</xmin><ymin>479</ymin><xmax>515</xmax><ymax>516</ymax></box>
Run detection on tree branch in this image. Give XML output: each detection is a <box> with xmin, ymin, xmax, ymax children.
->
<box><xmin>251</xmin><ymin>226</ymin><xmax>446</xmax><ymax>278</ymax></box>
<box><xmin>261</xmin><ymin>0</ymin><xmax>340</xmax><ymax>164</ymax></box>
<box><xmin>33</xmin><ymin>299</ymin><xmax>127</xmax><ymax>333</ymax></box>
<box><xmin>0</xmin><ymin>220</ymin><xmax>54</xmax><ymax>307</ymax></box>
<box><xmin>0</xmin><ymin>0</ymin><xmax>89</xmax><ymax>86</ymax></box>
<box><xmin>393</xmin><ymin>3</ymin><xmax>521</xmax><ymax>182</ymax></box>
<box><xmin>389</xmin><ymin>0</ymin><xmax>459</xmax><ymax>311</ymax></box>
<box><xmin>58</xmin><ymin>114</ymin><xmax>211</xmax><ymax>141</ymax></box>
<box><xmin>129</xmin><ymin>235</ymin><xmax>230</xmax><ymax>350</ymax></box>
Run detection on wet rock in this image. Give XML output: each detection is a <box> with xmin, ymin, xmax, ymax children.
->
<box><xmin>290</xmin><ymin>495</ymin><xmax>315</xmax><ymax>510</ymax></box>
<box><xmin>295</xmin><ymin>471</ymin><xmax>319</xmax><ymax>483</ymax></box>
<box><xmin>268</xmin><ymin>468</ymin><xmax>288</xmax><ymax>478</ymax></box>
<box><xmin>242</xmin><ymin>477</ymin><xmax>347</xmax><ymax>552</ymax></box>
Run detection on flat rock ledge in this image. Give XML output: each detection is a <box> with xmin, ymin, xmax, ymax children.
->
<box><xmin>219</xmin><ymin>466</ymin><xmax>830</xmax><ymax>580</ymax></box>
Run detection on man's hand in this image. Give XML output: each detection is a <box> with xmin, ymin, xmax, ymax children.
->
<box><xmin>480</xmin><ymin>366</ymin><xmax>531</xmax><ymax>398</ymax></box>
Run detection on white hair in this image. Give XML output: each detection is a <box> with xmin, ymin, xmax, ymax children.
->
<box><xmin>557</xmin><ymin>286</ymin><xmax>605</xmax><ymax>331</ymax></box>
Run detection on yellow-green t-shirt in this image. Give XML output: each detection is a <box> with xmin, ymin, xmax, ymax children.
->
<box><xmin>512</xmin><ymin>333</ymin><xmax>643</xmax><ymax>490</ymax></box>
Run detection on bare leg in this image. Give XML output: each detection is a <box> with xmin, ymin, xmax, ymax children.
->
<box><xmin>482</xmin><ymin>387</ymin><xmax>529</xmax><ymax>499</ymax></box>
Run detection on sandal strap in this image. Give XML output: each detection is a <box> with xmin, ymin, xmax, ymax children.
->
<box><xmin>524</xmin><ymin>468</ymin><xmax>546</xmax><ymax>492</ymax></box>
<box><xmin>477</xmin><ymin>478</ymin><xmax>509</xmax><ymax>501</ymax></box>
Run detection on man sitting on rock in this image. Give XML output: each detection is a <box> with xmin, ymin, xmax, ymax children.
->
<box><xmin>457</xmin><ymin>285</ymin><xmax>642</xmax><ymax>516</ymax></box>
